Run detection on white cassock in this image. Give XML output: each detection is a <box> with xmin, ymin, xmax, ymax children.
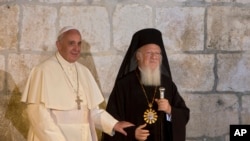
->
<box><xmin>21</xmin><ymin>52</ymin><xmax>118</xmax><ymax>141</ymax></box>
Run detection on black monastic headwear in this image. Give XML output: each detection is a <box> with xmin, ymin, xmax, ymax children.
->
<box><xmin>115</xmin><ymin>28</ymin><xmax>172</xmax><ymax>82</ymax></box>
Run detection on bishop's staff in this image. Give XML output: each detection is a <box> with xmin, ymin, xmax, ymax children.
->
<box><xmin>159</xmin><ymin>87</ymin><xmax>165</xmax><ymax>141</ymax></box>
<box><xmin>159</xmin><ymin>87</ymin><xmax>165</xmax><ymax>99</ymax></box>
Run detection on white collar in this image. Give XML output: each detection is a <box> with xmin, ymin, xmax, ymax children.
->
<box><xmin>56</xmin><ymin>52</ymin><xmax>75</xmax><ymax>68</ymax></box>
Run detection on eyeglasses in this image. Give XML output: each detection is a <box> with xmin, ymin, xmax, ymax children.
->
<box><xmin>144</xmin><ymin>52</ymin><xmax>162</xmax><ymax>57</ymax></box>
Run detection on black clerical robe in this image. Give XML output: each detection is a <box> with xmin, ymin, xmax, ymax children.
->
<box><xmin>102</xmin><ymin>70</ymin><xmax>189</xmax><ymax>141</ymax></box>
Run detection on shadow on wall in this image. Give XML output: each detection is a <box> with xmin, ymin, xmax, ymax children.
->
<box><xmin>79</xmin><ymin>39</ymin><xmax>100</xmax><ymax>87</ymax></box>
<box><xmin>78</xmin><ymin>39</ymin><xmax>106</xmax><ymax>140</ymax></box>
<box><xmin>2</xmin><ymin>70</ymin><xmax>29</xmax><ymax>141</ymax></box>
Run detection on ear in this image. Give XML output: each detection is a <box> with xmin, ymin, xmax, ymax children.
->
<box><xmin>135</xmin><ymin>52</ymin><xmax>140</xmax><ymax>61</ymax></box>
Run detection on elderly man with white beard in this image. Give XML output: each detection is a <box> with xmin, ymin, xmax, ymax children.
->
<box><xmin>102</xmin><ymin>28</ymin><xmax>190</xmax><ymax>141</ymax></box>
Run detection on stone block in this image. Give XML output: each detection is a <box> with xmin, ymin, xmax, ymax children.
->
<box><xmin>0</xmin><ymin>4</ymin><xmax>19</xmax><ymax>50</ymax></box>
<box><xmin>113</xmin><ymin>4</ymin><xmax>153</xmax><ymax>51</ymax></box>
<box><xmin>206</xmin><ymin>0</ymin><xmax>230</xmax><ymax>2</ymax></box>
<box><xmin>185</xmin><ymin>93</ymin><xmax>239</xmax><ymax>137</ymax></box>
<box><xmin>236</xmin><ymin>0</ymin><xmax>250</xmax><ymax>4</ymax></box>
<box><xmin>169</xmin><ymin>54</ymin><xmax>214</xmax><ymax>92</ymax></box>
<box><xmin>20</xmin><ymin>5</ymin><xmax>57</xmax><ymax>51</ymax></box>
<box><xmin>241</xmin><ymin>95</ymin><xmax>250</xmax><ymax>124</ymax></box>
<box><xmin>59</xmin><ymin>6</ymin><xmax>110</xmax><ymax>52</ymax></box>
<box><xmin>156</xmin><ymin>7</ymin><xmax>205</xmax><ymax>51</ymax></box>
<box><xmin>217</xmin><ymin>53</ymin><xmax>250</xmax><ymax>92</ymax></box>
<box><xmin>207</xmin><ymin>6</ymin><xmax>250</xmax><ymax>51</ymax></box>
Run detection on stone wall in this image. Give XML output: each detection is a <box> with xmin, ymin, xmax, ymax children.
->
<box><xmin>0</xmin><ymin>0</ymin><xmax>250</xmax><ymax>141</ymax></box>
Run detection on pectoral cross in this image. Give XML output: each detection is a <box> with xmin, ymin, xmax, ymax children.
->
<box><xmin>75</xmin><ymin>95</ymin><xmax>83</xmax><ymax>110</ymax></box>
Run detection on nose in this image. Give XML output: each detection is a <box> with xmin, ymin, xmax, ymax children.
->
<box><xmin>152</xmin><ymin>53</ymin><xmax>157</xmax><ymax>58</ymax></box>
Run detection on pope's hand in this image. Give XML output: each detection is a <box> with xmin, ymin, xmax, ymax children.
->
<box><xmin>114</xmin><ymin>121</ymin><xmax>134</xmax><ymax>136</ymax></box>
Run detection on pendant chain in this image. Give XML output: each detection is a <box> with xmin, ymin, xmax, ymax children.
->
<box><xmin>55</xmin><ymin>54</ymin><xmax>82</xmax><ymax>110</ymax></box>
<box><xmin>135</xmin><ymin>71</ymin><xmax>157</xmax><ymax>108</ymax></box>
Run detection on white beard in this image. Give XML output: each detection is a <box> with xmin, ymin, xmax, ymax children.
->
<box><xmin>140</xmin><ymin>66</ymin><xmax>161</xmax><ymax>86</ymax></box>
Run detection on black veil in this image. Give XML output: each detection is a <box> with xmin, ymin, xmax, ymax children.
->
<box><xmin>115</xmin><ymin>28</ymin><xmax>172</xmax><ymax>82</ymax></box>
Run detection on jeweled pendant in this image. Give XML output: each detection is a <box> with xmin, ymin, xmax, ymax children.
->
<box><xmin>143</xmin><ymin>108</ymin><xmax>158</xmax><ymax>124</ymax></box>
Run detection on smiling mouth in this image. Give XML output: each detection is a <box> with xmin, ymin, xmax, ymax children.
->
<box><xmin>72</xmin><ymin>52</ymin><xmax>80</xmax><ymax>55</ymax></box>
